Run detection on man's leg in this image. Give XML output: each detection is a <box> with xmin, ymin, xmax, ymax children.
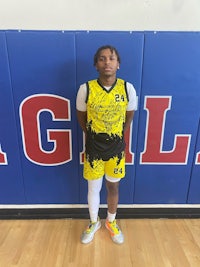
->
<box><xmin>81</xmin><ymin>178</ymin><xmax>103</xmax><ymax>244</ymax></box>
<box><xmin>106</xmin><ymin>180</ymin><xmax>119</xmax><ymax>217</ymax></box>
<box><xmin>105</xmin><ymin>176</ymin><xmax>124</xmax><ymax>244</ymax></box>
<box><xmin>88</xmin><ymin>178</ymin><xmax>103</xmax><ymax>222</ymax></box>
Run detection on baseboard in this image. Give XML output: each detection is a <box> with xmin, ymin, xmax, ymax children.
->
<box><xmin>0</xmin><ymin>207</ymin><xmax>200</xmax><ymax>220</ymax></box>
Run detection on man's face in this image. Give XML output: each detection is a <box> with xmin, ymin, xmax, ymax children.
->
<box><xmin>95</xmin><ymin>49</ymin><xmax>119</xmax><ymax>77</ymax></box>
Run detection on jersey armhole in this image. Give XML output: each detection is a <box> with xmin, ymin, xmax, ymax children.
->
<box><xmin>124</xmin><ymin>81</ymin><xmax>129</xmax><ymax>102</ymax></box>
<box><xmin>85</xmin><ymin>82</ymin><xmax>89</xmax><ymax>103</ymax></box>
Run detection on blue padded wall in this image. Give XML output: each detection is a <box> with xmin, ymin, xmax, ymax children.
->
<box><xmin>187</xmin><ymin>119</ymin><xmax>200</xmax><ymax>203</ymax></box>
<box><xmin>0</xmin><ymin>30</ymin><xmax>200</xmax><ymax>205</ymax></box>
<box><xmin>0</xmin><ymin>32</ymin><xmax>25</xmax><ymax>203</ymax></box>
<box><xmin>134</xmin><ymin>32</ymin><xmax>200</xmax><ymax>203</ymax></box>
<box><xmin>5</xmin><ymin>31</ymin><xmax>79</xmax><ymax>204</ymax></box>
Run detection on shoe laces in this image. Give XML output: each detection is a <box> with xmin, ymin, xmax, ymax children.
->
<box><xmin>107</xmin><ymin>220</ymin><xmax>120</xmax><ymax>235</ymax></box>
<box><xmin>85</xmin><ymin>221</ymin><xmax>96</xmax><ymax>234</ymax></box>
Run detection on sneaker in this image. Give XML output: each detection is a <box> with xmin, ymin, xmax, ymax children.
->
<box><xmin>105</xmin><ymin>219</ymin><xmax>124</xmax><ymax>244</ymax></box>
<box><xmin>81</xmin><ymin>218</ymin><xmax>101</xmax><ymax>244</ymax></box>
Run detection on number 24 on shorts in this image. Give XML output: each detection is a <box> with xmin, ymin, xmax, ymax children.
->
<box><xmin>114</xmin><ymin>168</ymin><xmax>123</xmax><ymax>174</ymax></box>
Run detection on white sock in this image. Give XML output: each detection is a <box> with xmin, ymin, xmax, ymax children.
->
<box><xmin>87</xmin><ymin>178</ymin><xmax>103</xmax><ymax>223</ymax></box>
<box><xmin>107</xmin><ymin>211</ymin><xmax>116</xmax><ymax>222</ymax></box>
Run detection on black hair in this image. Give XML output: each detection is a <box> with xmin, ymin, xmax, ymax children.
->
<box><xmin>93</xmin><ymin>45</ymin><xmax>121</xmax><ymax>65</ymax></box>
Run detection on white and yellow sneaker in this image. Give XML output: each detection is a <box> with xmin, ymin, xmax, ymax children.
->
<box><xmin>81</xmin><ymin>218</ymin><xmax>101</xmax><ymax>244</ymax></box>
<box><xmin>105</xmin><ymin>219</ymin><xmax>124</xmax><ymax>244</ymax></box>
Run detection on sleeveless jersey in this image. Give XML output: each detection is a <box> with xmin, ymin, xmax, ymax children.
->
<box><xmin>85</xmin><ymin>78</ymin><xmax>129</xmax><ymax>164</ymax></box>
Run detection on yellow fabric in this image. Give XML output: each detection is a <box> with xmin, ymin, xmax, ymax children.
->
<box><xmin>84</xmin><ymin>152</ymin><xmax>125</xmax><ymax>180</ymax></box>
<box><xmin>86</xmin><ymin>79</ymin><xmax>128</xmax><ymax>137</ymax></box>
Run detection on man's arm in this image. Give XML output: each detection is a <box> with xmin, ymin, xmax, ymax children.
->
<box><xmin>124</xmin><ymin>110</ymin><xmax>134</xmax><ymax>133</ymax></box>
<box><xmin>76</xmin><ymin>110</ymin><xmax>87</xmax><ymax>134</ymax></box>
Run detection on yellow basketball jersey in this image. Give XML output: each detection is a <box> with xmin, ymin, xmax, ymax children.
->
<box><xmin>85</xmin><ymin>78</ymin><xmax>129</xmax><ymax>163</ymax></box>
<box><xmin>86</xmin><ymin>78</ymin><xmax>128</xmax><ymax>137</ymax></box>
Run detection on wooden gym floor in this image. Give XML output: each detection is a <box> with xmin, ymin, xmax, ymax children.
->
<box><xmin>0</xmin><ymin>218</ymin><xmax>200</xmax><ymax>267</ymax></box>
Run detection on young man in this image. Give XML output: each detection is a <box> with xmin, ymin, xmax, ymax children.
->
<box><xmin>76</xmin><ymin>45</ymin><xmax>137</xmax><ymax>244</ymax></box>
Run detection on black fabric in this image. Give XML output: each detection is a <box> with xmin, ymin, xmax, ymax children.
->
<box><xmin>85</xmin><ymin>124</ymin><xmax>125</xmax><ymax>167</ymax></box>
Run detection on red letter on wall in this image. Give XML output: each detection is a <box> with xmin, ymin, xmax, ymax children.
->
<box><xmin>20</xmin><ymin>94</ymin><xmax>72</xmax><ymax>166</ymax></box>
<box><xmin>0</xmin><ymin>145</ymin><xmax>8</xmax><ymax>165</ymax></box>
<box><xmin>196</xmin><ymin>152</ymin><xmax>200</xmax><ymax>164</ymax></box>
<box><xmin>140</xmin><ymin>96</ymin><xmax>191</xmax><ymax>164</ymax></box>
<box><xmin>124</xmin><ymin>122</ymin><xmax>134</xmax><ymax>164</ymax></box>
